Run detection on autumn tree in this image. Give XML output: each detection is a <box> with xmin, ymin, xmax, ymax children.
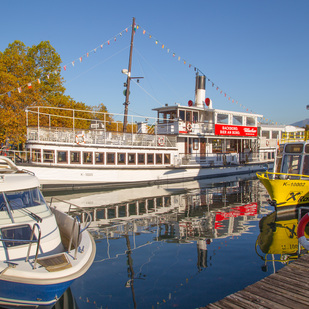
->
<box><xmin>0</xmin><ymin>40</ymin><xmax>114</xmax><ymax>146</ymax></box>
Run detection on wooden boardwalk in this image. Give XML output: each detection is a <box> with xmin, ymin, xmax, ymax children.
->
<box><xmin>204</xmin><ymin>254</ymin><xmax>309</xmax><ymax>309</ymax></box>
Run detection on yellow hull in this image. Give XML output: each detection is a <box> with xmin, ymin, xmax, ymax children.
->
<box><xmin>257</xmin><ymin>171</ymin><xmax>309</xmax><ymax>209</ymax></box>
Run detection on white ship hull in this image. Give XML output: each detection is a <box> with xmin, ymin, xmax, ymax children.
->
<box><xmin>21</xmin><ymin>161</ymin><xmax>270</xmax><ymax>192</ymax></box>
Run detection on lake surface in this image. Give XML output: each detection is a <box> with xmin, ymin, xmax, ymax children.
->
<box><xmin>49</xmin><ymin>173</ymin><xmax>294</xmax><ymax>308</ymax></box>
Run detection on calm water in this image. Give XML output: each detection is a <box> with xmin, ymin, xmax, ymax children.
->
<box><xmin>50</xmin><ymin>173</ymin><xmax>294</xmax><ymax>309</ymax></box>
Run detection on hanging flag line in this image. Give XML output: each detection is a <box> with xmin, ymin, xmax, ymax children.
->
<box><xmin>0</xmin><ymin>24</ymin><xmax>132</xmax><ymax>99</ymax></box>
<box><xmin>137</xmin><ymin>25</ymin><xmax>282</xmax><ymax>125</ymax></box>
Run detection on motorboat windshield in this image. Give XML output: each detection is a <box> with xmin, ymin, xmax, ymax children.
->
<box><xmin>0</xmin><ymin>187</ymin><xmax>51</xmax><ymax>224</ymax></box>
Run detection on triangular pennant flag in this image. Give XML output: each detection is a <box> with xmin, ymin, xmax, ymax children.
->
<box><xmin>108</xmin><ymin>40</ymin><xmax>110</xmax><ymax>45</ymax></box>
<box><xmin>47</xmin><ymin>74</ymin><xmax>50</xmax><ymax>79</ymax></box>
<box><xmin>114</xmin><ymin>37</ymin><xmax>116</xmax><ymax>41</ymax></box>
<box><xmin>18</xmin><ymin>87</ymin><xmax>22</xmax><ymax>93</ymax></box>
<box><xmin>79</xmin><ymin>57</ymin><xmax>82</xmax><ymax>62</ymax></box>
<box><xmin>37</xmin><ymin>79</ymin><xmax>41</xmax><ymax>84</ymax></box>
<box><xmin>63</xmin><ymin>65</ymin><xmax>67</xmax><ymax>71</ymax></box>
<box><xmin>101</xmin><ymin>44</ymin><xmax>103</xmax><ymax>49</ymax></box>
<box><xmin>143</xmin><ymin>30</ymin><xmax>146</xmax><ymax>35</ymax></box>
<box><xmin>72</xmin><ymin>61</ymin><xmax>75</xmax><ymax>67</ymax></box>
<box><xmin>28</xmin><ymin>83</ymin><xmax>32</xmax><ymax>89</ymax></box>
<box><xmin>87</xmin><ymin>53</ymin><xmax>89</xmax><ymax>57</ymax></box>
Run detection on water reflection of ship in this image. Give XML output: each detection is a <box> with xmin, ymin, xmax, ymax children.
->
<box><xmin>256</xmin><ymin>210</ymin><xmax>309</xmax><ymax>273</ymax></box>
<box><xmin>50</xmin><ymin>176</ymin><xmax>269</xmax><ymax>271</ymax></box>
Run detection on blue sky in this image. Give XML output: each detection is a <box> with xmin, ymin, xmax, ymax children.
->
<box><xmin>1</xmin><ymin>0</ymin><xmax>308</xmax><ymax>125</ymax></box>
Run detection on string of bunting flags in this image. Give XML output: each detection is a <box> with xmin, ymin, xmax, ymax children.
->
<box><xmin>0</xmin><ymin>21</ymin><xmax>279</xmax><ymax>125</ymax></box>
<box><xmin>0</xmin><ymin>24</ymin><xmax>132</xmax><ymax>98</ymax></box>
<box><xmin>138</xmin><ymin>25</ymin><xmax>281</xmax><ymax>125</ymax></box>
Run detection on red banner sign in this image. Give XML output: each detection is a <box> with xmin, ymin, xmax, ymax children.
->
<box><xmin>215</xmin><ymin>124</ymin><xmax>257</xmax><ymax>137</ymax></box>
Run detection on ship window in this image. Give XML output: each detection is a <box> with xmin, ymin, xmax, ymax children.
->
<box><xmin>43</xmin><ymin>150</ymin><xmax>54</xmax><ymax>163</ymax></box>
<box><xmin>193</xmin><ymin>112</ymin><xmax>198</xmax><ymax>123</ymax></box>
<box><xmin>57</xmin><ymin>151</ymin><xmax>68</xmax><ymax>163</ymax></box>
<box><xmin>281</xmin><ymin>154</ymin><xmax>302</xmax><ymax>174</ymax></box>
<box><xmin>70</xmin><ymin>151</ymin><xmax>81</xmax><ymax>164</ymax></box>
<box><xmin>302</xmin><ymin>155</ymin><xmax>309</xmax><ymax>175</ymax></box>
<box><xmin>156</xmin><ymin>154</ymin><xmax>162</xmax><ymax>164</ymax></box>
<box><xmin>217</xmin><ymin>114</ymin><xmax>228</xmax><ymax>124</ymax></box>
<box><xmin>272</xmin><ymin>131</ymin><xmax>279</xmax><ymax>139</ymax></box>
<box><xmin>285</xmin><ymin>144</ymin><xmax>303</xmax><ymax>153</ymax></box>
<box><xmin>305</xmin><ymin>144</ymin><xmax>309</xmax><ymax>153</ymax></box>
<box><xmin>179</xmin><ymin>110</ymin><xmax>185</xmax><ymax>121</ymax></box>
<box><xmin>138</xmin><ymin>154</ymin><xmax>145</xmax><ymax>164</ymax></box>
<box><xmin>83</xmin><ymin>152</ymin><xmax>93</xmax><ymax>164</ymax></box>
<box><xmin>233</xmin><ymin>115</ymin><xmax>242</xmax><ymax>126</ymax></box>
<box><xmin>117</xmin><ymin>153</ymin><xmax>126</xmax><ymax>164</ymax></box>
<box><xmin>107</xmin><ymin>153</ymin><xmax>115</xmax><ymax>164</ymax></box>
<box><xmin>246</xmin><ymin>117</ymin><xmax>255</xmax><ymax>126</ymax></box>
<box><xmin>193</xmin><ymin>138</ymin><xmax>199</xmax><ymax>150</ymax></box>
<box><xmin>31</xmin><ymin>149</ymin><xmax>41</xmax><ymax>163</ymax></box>
<box><xmin>147</xmin><ymin>154</ymin><xmax>154</xmax><ymax>164</ymax></box>
<box><xmin>128</xmin><ymin>153</ymin><xmax>136</xmax><ymax>164</ymax></box>
<box><xmin>164</xmin><ymin>154</ymin><xmax>171</xmax><ymax>164</ymax></box>
<box><xmin>95</xmin><ymin>152</ymin><xmax>104</xmax><ymax>165</ymax></box>
<box><xmin>1</xmin><ymin>224</ymin><xmax>35</xmax><ymax>248</ymax></box>
<box><xmin>262</xmin><ymin>131</ymin><xmax>270</xmax><ymax>139</ymax></box>
<box><xmin>186</xmin><ymin>111</ymin><xmax>192</xmax><ymax>122</ymax></box>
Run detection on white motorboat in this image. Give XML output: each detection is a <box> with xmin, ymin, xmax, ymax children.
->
<box><xmin>0</xmin><ymin>156</ymin><xmax>96</xmax><ymax>308</ymax></box>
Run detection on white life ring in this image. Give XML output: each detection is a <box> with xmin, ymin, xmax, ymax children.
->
<box><xmin>186</xmin><ymin>122</ymin><xmax>192</xmax><ymax>132</ymax></box>
<box><xmin>76</xmin><ymin>134</ymin><xmax>85</xmax><ymax>144</ymax></box>
<box><xmin>266</xmin><ymin>140</ymin><xmax>270</xmax><ymax>147</ymax></box>
<box><xmin>158</xmin><ymin>136</ymin><xmax>165</xmax><ymax>146</ymax></box>
<box><xmin>297</xmin><ymin>212</ymin><xmax>309</xmax><ymax>250</ymax></box>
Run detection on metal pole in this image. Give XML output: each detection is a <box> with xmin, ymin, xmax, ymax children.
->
<box><xmin>123</xmin><ymin>17</ymin><xmax>135</xmax><ymax>133</ymax></box>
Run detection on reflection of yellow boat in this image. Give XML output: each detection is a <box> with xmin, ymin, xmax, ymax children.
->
<box><xmin>257</xmin><ymin>141</ymin><xmax>309</xmax><ymax>211</ymax></box>
<box><xmin>256</xmin><ymin>211</ymin><xmax>308</xmax><ymax>268</ymax></box>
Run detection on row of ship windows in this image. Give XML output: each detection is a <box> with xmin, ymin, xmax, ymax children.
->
<box><xmin>31</xmin><ymin>149</ymin><xmax>171</xmax><ymax>165</ymax></box>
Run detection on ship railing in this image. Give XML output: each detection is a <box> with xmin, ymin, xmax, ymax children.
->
<box><xmin>156</xmin><ymin>121</ymin><xmax>215</xmax><ymax>135</ymax></box>
<box><xmin>179</xmin><ymin>153</ymin><xmax>239</xmax><ymax>166</ymax></box>
<box><xmin>49</xmin><ymin>197</ymin><xmax>92</xmax><ymax>259</ymax></box>
<box><xmin>26</xmin><ymin>127</ymin><xmax>177</xmax><ymax>148</ymax></box>
<box><xmin>280</xmin><ymin>131</ymin><xmax>308</xmax><ymax>143</ymax></box>
<box><xmin>0</xmin><ymin>223</ymin><xmax>42</xmax><ymax>271</ymax></box>
<box><xmin>257</xmin><ymin>171</ymin><xmax>309</xmax><ymax>181</ymax></box>
<box><xmin>179</xmin><ymin>151</ymin><xmax>266</xmax><ymax>166</ymax></box>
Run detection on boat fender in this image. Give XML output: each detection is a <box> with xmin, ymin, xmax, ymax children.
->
<box><xmin>266</xmin><ymin>140</ymin><xmax>269</xmax><ymax>147</ymax></box>
<box><xmin>186</xmin><ymin>122</ymin><xmax>192</xmax><ymax>132</ymax></box>
<box><xmin>297</xmin><ymin>212</ymin><xmax>309</xmax><ymax>250</ymax></box>
<box><xmin>76</xmin><ymin>134</ymin><xmax>85</xmax><ymax>144</ymax></box>
<box><xmin>157</xmin><ymin>136</ymin><xmax>165</xmax><ymax>146</ymax></box>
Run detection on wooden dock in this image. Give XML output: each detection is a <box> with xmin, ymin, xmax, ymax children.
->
<box><xmin>204</xmin><ymin>254</ymin><xmax>309</xmax><ymax>309</ymax></box>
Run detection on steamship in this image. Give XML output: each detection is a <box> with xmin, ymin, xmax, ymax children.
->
<box><xmin>13</xmin><ymin>73</ymin><xmax>275</xmax><ymax>192</ymax></box>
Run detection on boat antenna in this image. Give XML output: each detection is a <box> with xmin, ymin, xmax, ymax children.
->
<box><xmin>123</xmin><ymin>17</ymin><xmax>136</xmax><ymax>133</ymax></box>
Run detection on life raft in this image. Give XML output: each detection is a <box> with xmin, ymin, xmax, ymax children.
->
<box><xmin>186</xmin><ymin>122</ymin><xmax>192</xmax><ymax>132</ymax></box>
<box><xmin>157</xmin><ymin>136</ymin><xmax>165</xmax><ymax>146</ymax></box>
<box><xmin>297</xmin><ymin>212</ymin><xmax>309</xmax><ymax>250</ymax></box>
<box><xmin>75</xmin><ymin>134</ymin><xmax>85</xmax><ymax>144</ymax></box>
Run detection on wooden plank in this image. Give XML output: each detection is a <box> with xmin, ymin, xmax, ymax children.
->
<box><xmin>227</xmin><ymin>293</ymin><xmax>265</xmax><ymax>308</ymax></box>
<box><xmin>256</xmin><ymin>280</ymin><xmax>309</xmax><ymax>306</ymax></box>
<box><xmin>244</xmin><ymin>284</ymin><xmax>304</xmax><ymax>308</ymax></box>
<box><xmin>273</xmin><ymin>272</ymin><xmax>309</xmax><ymax>290</ymax></box>
<box><xmin>213</xmin><ymin>298</ymin><xmax>247</xmax><ymax>309</ymax></box>
<box><xmin>234</xmin><ymin>290</ymin><xmax>286</xmax><ymax>309</ymax></box>
<box><xmin>265</xmin><ymin>276</ymin><xmax>309</xmax><ymax>297</ymax></box>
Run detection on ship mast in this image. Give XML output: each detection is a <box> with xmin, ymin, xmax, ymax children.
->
<box><xmin>123</xmin><ymin>17</ymin><xmax>135</xmax><ymax>133</ymax></box>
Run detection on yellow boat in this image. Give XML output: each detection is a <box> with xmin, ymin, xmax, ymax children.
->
<box><xmin>257</xmin><ymin>141</ymin><xmax>309</xmax><ymax>211</ymax></box>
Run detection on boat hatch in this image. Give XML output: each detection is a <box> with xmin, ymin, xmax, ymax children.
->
<box><xmin>1</xmin><ymin>224</ymin><xmax>35</xmax><ymax>247</ymax></box>
<box><xmin>37</xmin><ymin>253</ymin><xmax>72</xmax><ymax>272</ymax></box>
